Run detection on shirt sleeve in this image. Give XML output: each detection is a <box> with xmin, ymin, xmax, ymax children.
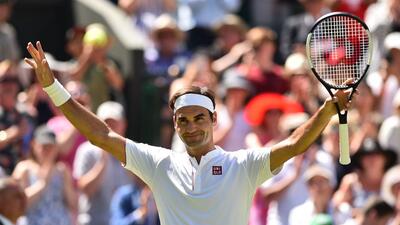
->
<box><xmin>242</xmin><ymin>148</ymin><xmax>277</xmax><ymax>187</ymax></box>
<box><xmin>73</xmin><ymin>142</ymin><xmax>100</xmax><ymax>179</ymax></box>
<box><xmin>110</xmin><ymin>185</ymin><xmax>144</xmax><ymax>225</ymax></box>
<box><xmin>124</xmin><ymin>139</ymin><xmax>170</xmax><ymax>186</ymax></box>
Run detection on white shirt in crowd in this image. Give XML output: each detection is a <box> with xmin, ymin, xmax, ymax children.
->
<box><xmin>289</xmin><ymin>200</ymin><xmax>351</xmax><ymax>225</ymax></box>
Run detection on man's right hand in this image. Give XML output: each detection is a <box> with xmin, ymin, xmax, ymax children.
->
<box><xmin>24</xmin><ymin>41</ymin><xmax>55</xmax><ymax>87</ymax></box>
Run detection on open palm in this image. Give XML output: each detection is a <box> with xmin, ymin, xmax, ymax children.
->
<box><xmin>24</xmin><ymin>41</ymin><xmax>55</xmax><ymax>87</ymax></box>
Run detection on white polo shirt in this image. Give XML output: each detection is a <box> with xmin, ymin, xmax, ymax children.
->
<box><xmin>124</xmin><ymin>139</ymin><xmax>275</xmax><ymax>225</ymax></box>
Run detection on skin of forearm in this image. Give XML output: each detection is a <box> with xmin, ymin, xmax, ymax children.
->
<box><xmin>59</xmin><ymin>99</ymin><xmax>111</xmax><ymax>149</ymax></box>
<box><xmin>270</xmin><ymin>100</ymin><xmax>336</xmax><ymax>171</ymax></box>
<box><xmin>102</xmin><ymin>64</ymin><xmax>124</xmax><ymax>91</ymax></box>
<box><xmin>58</xmin><ymin>94</ymin><xmax>125</xmax><ymax>163</ymax></box>
<box><xmin>290</xmin><ymin>100</ymin><xmax>336</xmax><ymax>155</ymax></box>
<box><xmin>69</xmin><ymin>53</ymin><xmax>92</xmax><ymax>80</ymax></box>
<box><xmin>0</xmin><ymin>126</ymin><xmax>21</xmax><ymax>148</ymax></box>
<box><xmin>77</xmin><ymin>160</ymin><xmax>107</xmax><ymax>197</ymax></box>
<box><xmin>61</xmin><ymin>166</ymin><xmax>78</xmax><ymax>211</ymax></box>
<box><xmin>25</xmin><ymin>180</ymin><xmax>47</xmax><ymax>208</ymax></box>
<box><xmin>262</xmin><ymin>172</ymin><xmax>298</xmax><ymax>202</ymax></box>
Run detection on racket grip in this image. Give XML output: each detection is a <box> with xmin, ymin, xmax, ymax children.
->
<box><xmin>339</xmin><ymin>124</ymin><xmax>351</xmax><ymax>165</ymax></box>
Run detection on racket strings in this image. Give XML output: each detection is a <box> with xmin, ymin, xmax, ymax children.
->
<box><xmin>310</xmin><ymin>15</ymin><xmax>369</xmax><ymax>88</ymax></box>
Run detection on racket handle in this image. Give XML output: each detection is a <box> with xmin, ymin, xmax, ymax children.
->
<box><xmin>339</xmin><ymin>123</ymin><xmax>351</xmax><ymax>165</ymax></box>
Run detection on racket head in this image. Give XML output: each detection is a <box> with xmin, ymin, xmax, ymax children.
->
<box><xmin>306</xmin><ymin>12</ymin><xmax>373</xmax><ymax>90</ymax></box>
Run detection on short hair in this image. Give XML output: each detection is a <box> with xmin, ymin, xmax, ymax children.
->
<box><xmin>362</xmin><ymin>196</ymin><xmax>395</xmax><ymax>218</ymax></box>
<box><xmin>0</xmin><ymin>177</ymin><xmax>18</xmax><ymax>195</ymax></box>
<box><xmin>169</xmin><ymin>86</ymin><xmax>216</xmax><ymax>112</ymax></box>
<box><xmin>66</xmin><ymin>26</ymin><xmax>86</xmax><ymax>41</ymax></box>
<box><xmin>246</xmin><ymin>27</ymin><xmax>277</xmax><ymax>50</ymax></box>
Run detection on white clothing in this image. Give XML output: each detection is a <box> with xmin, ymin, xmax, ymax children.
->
<box><xmin>263</xmin><ymin>150</ymin><xmax>335</xmax><ymax>225</ymax></box>
<box><xmin>0</xmin><ymin>167</ymin><xmax>5</xmax><ymax>178</ymax></box>
<box><xmin>379</xmin><ymin>115</ymin><xmax>400</xmax><ymax>161</ymax></box>
<box><xmin>288</xmin><ymin>200</ymin><xmax>350</xmax><ymax>225</ymax></box>
<box><xmin>124</xmin><ymin>139</ymin><xmax>275</xmax><ymax>225</ymax></box>
<box><xmin>73</xmin><ymin>142</ymin><xmax>130</xmax><ymax>225</ymax></box>
<box><xmin>217</xmin><ymin>109</ymin><xmax>251</xmax><ymax>152</ymax></box>
<box><xmin>178</xmin><ymin>0</ymin><xmax>241</xmax><ymax>30</ymax></box>
<box><xmin>367</xmin><ymin>71</ymin><xmax>398</xmax><ymax>118</ymax></box>
<box><xmin>0</xmin><ymin>215</ymin><xmax>14</xmax><ymax>225</ymax></box>
<box><xmin>263</xmin><ymin>159</ymin><xmax>309</xmax><ymax>225</ymax></box>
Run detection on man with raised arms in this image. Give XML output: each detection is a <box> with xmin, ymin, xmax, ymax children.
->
<box><xmin>25</xmin><ymin>41</ymin><xmax>354</xmax><ymax>225</ymax></box>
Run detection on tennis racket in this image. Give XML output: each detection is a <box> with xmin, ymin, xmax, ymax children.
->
<box><xmin>306</xmin><ymin>12</ymin><xmax>372</xmax><ymax>165</ymax></box>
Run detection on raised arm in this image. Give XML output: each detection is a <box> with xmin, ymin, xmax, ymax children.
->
<box><xmin>269</xmin><ymin>89</ymin><xmax>354</xmax><ymax>171</ymax></box>
<box><xmin>25</xmin><ymin>41</ymin><xmax>126</xmax><ymax>164</ymax></box>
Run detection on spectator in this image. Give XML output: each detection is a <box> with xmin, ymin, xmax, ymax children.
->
<box><xmin>333</xmin><ymin>138</ymin><xmax>397</xmax><ymax>214</ymax></box>
<box><xmin>213</xmin><ymin>68</ymin><xmax>253</xmax><ymax>151</ymax></box>
<box><xmin>145</xmin><ymin>14</ymin><xmax>190</xmax><ymax>84</ymax></box>
<box><xmin>118</xmin><ymin>0</ymin><xmax>176</xmax><ymax>33</ymax></box>
<box><xmin>330</xmin><ymin>0</ymin><xmax>374</xmax><ymax>19</ymax></box>
<box><xmin>279</xmin><ymin>0</ymin><xmax>331</xmax><ymax>60</ymax></box>
<box><xmin>68</xmin><ymin>23</ymin><xmax>125</xmax><ymax>111</ymax></box>
<box><xmin>365</xmin><ymin>0</ymin><xmax>400</xmax><ymax>72</ymax></box>
<box><xmin>289</xmin><ymin>164</ymin><xmax>350</xmax><ymax>225</ymax></box>
<box><xmin>12</xmin><ymin>125</ymin><xmax>76</xmax><ymax>225</ymax></box>
<box><xmin>0</xmin><ymin>75</ymin><xmax>29</xmax><ymax>175</ymax></box>
<box><xmin>210</xmin><ymin>14</ymin><xmax>247</xmax><ymax>61</ymax></box>
<box><xmin>0</xmin><ymin>177</ymin><xmax>26</xmax><ymax>225</ymax></box>
<box><xmin>342</xmin><ymin>196</ymin><xmax>395</xmax><ymax>225</ymax></box>
<box><xmin>381</xmin><ymin>165</ymin><xmax>400</xmax><ymax>225</ymax></box>
<box><xmin>244</xmin><ymin>93</ymin><xmax>301</xmax><ymax>148</ymax></box>
<box><xmin>246</xmin><ymin>94</ymin><xmax>332</xmax><ymax>225</ymax></box>
<box><xmin>210</xmin><ymin>15</ymin><xmax>251</xmax><ymax>75</ymax></box>
<box><xmin>0</xmin><ymin>0</ymin><xmax>21</xmax><ymax>65</ymax></box>
<box><xmin>379</xmin><ymin>89</ymin><xmax>400</xmax><ymax>162</ymax></box>
<box><xmin>110</xmin><ymin>174</ymin><xmax>159</xmax><ymax>225</ymax></box>
<box><xmin>179</xmin><ymin>0</ymin><xmax>242</xmax><ymax>51</ymax></box>
<box><xmin>73</xmin><ymin>101</ymin><xmax>130</xmax><ymax>225</ymax></box>
<box><xmin>249</xmin><ymin>0</ymin><xmax>302</xmax><ymax>38</ymax></box>
<box><xmin>283</xmin><ymin>52</ymin><xmax>321</xmax><ymax>115</ymax></box>
<box><xmin>65</xmin><ymin>26</ymin><xmax>86</xmax><ymax>61</ymax></box>
<box><xmin>242</xmin><ymin>27</ymin><xmax>289</xmax><ymax>95</ymax></box>
<box><xmin>366</xmin><ymin>32</ymin><xmax>400</xmax><ymax>119</ymax></box>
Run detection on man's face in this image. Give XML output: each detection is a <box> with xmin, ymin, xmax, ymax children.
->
<box><xmin>307</xmin><ymin>176</ymin><xmax>333</xmax><ymax>204</ymax></box>
<box><xmin>174</xmin><ymin>106</ymin><xmax>215</xmax><ymax>149</ymax></box>
<box><xmin>0</xmin><ymin>3</ymin><xmax>11</xmax><ymax>23</ymax></box>
<box><xmin>0</xmin><ymin>81</ymin><xmax>18</xmax><ymax>109</ymax></box>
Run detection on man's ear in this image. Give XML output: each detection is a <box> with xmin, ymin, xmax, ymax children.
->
<box><xmin>212</xmin><ymin>112</ymin><xmax>217</xmax><ymax>126</ymax></box>
<box><xmin>173</xmin><ymin>115</ymin><xmax>177</xmax><ymax>128</ymax></box>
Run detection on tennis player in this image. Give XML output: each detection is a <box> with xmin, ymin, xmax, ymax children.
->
<box><xmin>25</xmin><ymin>41</ymin><xmax>354</xmax><ymax>225</ymax></box>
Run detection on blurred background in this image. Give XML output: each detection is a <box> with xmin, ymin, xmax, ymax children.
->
<box><xmin>1</xmin><ymin>0</ymin><xmax>400</xmax><ymax>224</ymax></box>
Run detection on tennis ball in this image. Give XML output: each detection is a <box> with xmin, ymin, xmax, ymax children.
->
<box><xmin>83</xmin><ymin>23</ymin><xmax>108</xmax><ymax>47</ymax></box>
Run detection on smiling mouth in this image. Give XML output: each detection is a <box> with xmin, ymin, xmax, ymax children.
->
<box><xmin>184</xmin><ymin>135</ymin><xmax>200</xmax><ymax>139</ymax></box>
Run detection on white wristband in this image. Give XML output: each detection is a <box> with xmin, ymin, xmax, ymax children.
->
<box><xmin>43</xmin><ymin>79</ymin><xmax>71</xmax><ymax>106</ymax></box>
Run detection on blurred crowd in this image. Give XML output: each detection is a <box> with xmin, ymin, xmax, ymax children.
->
<box><xmin>1</xmin><ymin>0</ymin><xmax>400</xmax><ymax>224</ymax></box>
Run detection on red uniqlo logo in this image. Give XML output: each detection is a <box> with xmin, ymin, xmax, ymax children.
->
<box><xmin>212</xmin><ymin>166</ymin><xmax>222</xmax><ymax>175</ymax></box>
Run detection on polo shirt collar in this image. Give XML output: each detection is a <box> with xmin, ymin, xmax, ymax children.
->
<box><xmin>186</xmin><ymin>146</ymin><xmax>223</xmax><ymax>166</ymax></box>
